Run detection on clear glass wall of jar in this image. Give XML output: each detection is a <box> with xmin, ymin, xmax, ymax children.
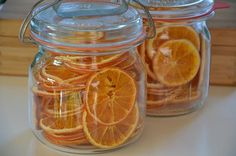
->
<box><xmin>135</xmin><ymin>0</ymin><xmax>214</xmax><ymax>116</ymax></box>
<box><xmin>29</xmin><ymin>47</ymin><xmax>146</xmax><ymax>153</ymax></box>
<box><xmin>20</xmin><ymin>0</ymin><xmax>152</xmax><ymax>153</ymax></box>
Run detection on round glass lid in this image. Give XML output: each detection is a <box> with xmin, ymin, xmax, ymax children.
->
<box><xmin>30</xmin><ymin>0</ymin><xmax>145</xmax><ymax>52</ymax></box>
<box><xmin>135</xmin><ymin>0</ymin><xmax>214</xmax><ymax>20</ymax></box>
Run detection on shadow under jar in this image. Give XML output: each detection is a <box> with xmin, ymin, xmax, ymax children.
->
<box><xmin>22</xmin><ymin>0</ymin><xmax>149</xmax><ymax>154</ymax></box>
<box><xmin>134</xmin><ymin>0</ymin><xmax>214</xmax><ymax>116</ymax></box>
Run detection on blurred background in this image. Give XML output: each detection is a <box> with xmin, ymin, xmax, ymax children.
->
<box><xmin>0</xmin><ymin>0</ymin><xmax>236</xmax><ymax>86</ymax></box>
<box><xmin>0</xmin><ymin>0</ymin><xmax>7</xmax><ymax>10</ymax></box>
<box><xmin>0</xmin><ymin>0</ymin><xmax>235</xmax><ymax>27</ymax></box>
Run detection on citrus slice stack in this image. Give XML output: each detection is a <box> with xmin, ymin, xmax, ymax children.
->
<box><xmin>83</xmin><ymin>68</ymin><xmax>139</xmax><ymax>148</ymax></box>
<box><xmin>40</xmin><ymin>114</ymin><xmax>87</xmax><ymax>145</ymax></box>
<box><xmin>38</xmin><ymin>91</ymin><xmax>86</xmax><ymax>145</ymax></box>
<box><xmin>33</xmin><ymin>50</ymin><xmax>141</xmax><ymax>148</ymax></box>
<box><xmin>137</xmin><ymin>25</ymin><xmax>202</xmax><ymax>112</ymax></box>
<box><xmin>44</xmin><ymin>130</ymin><xmax>89</xmax><ymax>145</ymax></box>
<box><xmin>33</xmin><ymin>60</ymin><xmax>88</xmax><ymax>145</ymax></box>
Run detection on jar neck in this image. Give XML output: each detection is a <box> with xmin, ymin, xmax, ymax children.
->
<box><xmin>143</xmin><ymin>15</ymin><xmax>210</xmax><ymax>27</ymax></box>
<box><xmin>31</xmin><ymin>30</ymin><xmax>145</xmax><ymax>56</ymax></box>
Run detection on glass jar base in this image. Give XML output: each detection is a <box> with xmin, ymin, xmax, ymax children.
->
<box><xmin>32</xmin><ymin>127</ymin><xmax>144</xmax><ymax>154</ymax></box>
<box><xmin>147</xmin><ymin>100</ymin><xmax>206</xmax><ymax>117</ymax></box>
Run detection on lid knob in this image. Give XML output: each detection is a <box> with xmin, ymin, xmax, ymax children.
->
<box><xmin>54</xmin><ymin>0</ymin><xmax>128</xmax><ymax>17</ymax></box>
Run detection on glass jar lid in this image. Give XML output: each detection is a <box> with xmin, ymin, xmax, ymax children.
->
<box><xmin>135</xmin><ymin>0</ymin><xmax>215</xmax><ymax>21</ymax></box>
<box><xmin>29</xmin><ymin>0</ymin><xmax>145</xmax><ymax>53</ymax></box>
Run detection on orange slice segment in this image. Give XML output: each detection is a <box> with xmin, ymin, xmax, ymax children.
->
<box><xmin>85</xmin><ymin>68</ymin><xmax>137</xmax><ymax>125</ymax></box>
<box><xmin>83</xmin><ymin>104</ymin><xmax>138</xmax><ymax>148</ymax></box>
<box><xmin>40</xmin><ymin>113</ymin><xmax>83</xmax><ymax>134</ymax></box>
<box><xmin>147</xmin><ymin>26</ymin><xmax>200</xmax><ymax>59</ymax></box>
<box><xmin>153</xmin><ymin>39</ymin><xmax>200</xmax><ymax>87</ymax></box>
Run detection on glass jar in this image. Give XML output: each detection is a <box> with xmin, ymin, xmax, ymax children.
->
<box><xmin>134</xmin><ymin>0</ymin><xmax>215</xmax><ymax>116</ymax></box>
<box><xmin>20</xmin><ymin>0</ymin><xmax>153</xmax><ymax>153</ymax></box>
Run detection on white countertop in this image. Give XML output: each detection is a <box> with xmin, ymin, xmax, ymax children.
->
<box><xmin>0</xmin><ymin>75</ymin><xmax>236</xmax><ymax>156</ymax></box>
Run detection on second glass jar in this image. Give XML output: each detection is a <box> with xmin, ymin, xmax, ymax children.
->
<box><xmin>135</xmin><ymin>0</ymin><xmax>214</xmax><ymax>116</ymax></box>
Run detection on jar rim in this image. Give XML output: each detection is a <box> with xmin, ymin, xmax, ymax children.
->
<box><xmin>30</xmin><ymin>31</ymin><xmax>146</xmax><ymax>55</ymax></box>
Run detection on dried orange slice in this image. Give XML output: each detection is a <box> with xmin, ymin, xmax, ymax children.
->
<box><xmin>62</xmin><ymin>53</ymin><xmax>125</xmax><ymax>73</ymax></box>
<box><xmin>44</xmin><ymin>129</ymin><xmax>89</xmax><ymax>145</ymax></box>
<box><xmin>83</xmin><ymin>104</ymin><xmax>138</xmax><ymax>148</ymax></box>
<box><xmin>147</xmin><ymin>92</ymin><xmax>175</xmax><ymax>105</ymax></box>
<box><xmin>171</xmin><ymin>84</ymin><xmax>200</xmax><ymax>104</ymax></box>
<box><xmin>41</xmin><ymin>62</ymin><xmax>79</xmax><ymax>83</ymax></box>
<box><xmin>45</xmin><ymin>129</ymin><xmax>86</xmax><ymax>140</ymax></box>
<box><xmin>63</xmin><ymin>73</ymin><xmax>91</xmax><ymax>85</ymax></box>
<box><xmin>36</xmin><ymin>62</ymin><xmax>88</xmax><ymax>91</ymax></box>
<box><xmin>40</xmin><ymin>114</ymin><xmax>83</xmax><ymax>134</ymax></box>
<box><xmin>42</xmin><ymin>92</ymin><xmax>84</xmax><ymax>116</ymax></box>
<box><xmin>147</xmin><ymin>90</ymin><xmax>200</xmax><ymax>110</ymax></box>
<box><xmin>32</xmin><ymin>87</ymin><xmax>72</xmax><ymax>97</ymax></box>
<box><xmin>148</xmin><ymin>87</ymin><xmax>176</xmax><ymax>96</ymax></box>
<box><xmin>85</xmin><ymin>68</ymin><xmax>136</xmax><ymax>125</ymax></box>
<box><xmin>147</xmin><ymin>26</ymin><xmax>200</xmax><ymax>59</ymax></box>
<box><xmin>45</xmin><ymin>133</ymin><xmax>89</xmax><ymax>145</ymax></box>
<box><xmin>153</xmin><ymin>39</ymin><xmax>200</xmax><ymax>87</ymax></box>
<box><xmin>38</xmin><ymin>82</ymin><xmax>85</xmax><ymax>92</ymax></box>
